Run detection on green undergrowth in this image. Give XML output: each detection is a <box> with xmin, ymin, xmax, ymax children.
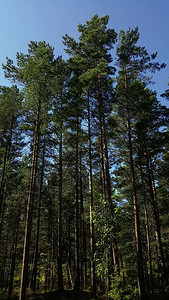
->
<box><xmin>0</xmin><ymin>288</ymin><xmax>167</xmax><ymax>300</ymax></box>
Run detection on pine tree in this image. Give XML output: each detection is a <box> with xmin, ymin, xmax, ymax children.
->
<box><xmin>3</xmin><ymin>41</ymin><xmax>55</xmax><ymax>300</ymax></box>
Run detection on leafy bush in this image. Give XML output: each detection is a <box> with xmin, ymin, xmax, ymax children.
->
<box><xmin>108</xmin><ymin>275</ymin><xmax>139</xmax><ymax>300</ymax></box>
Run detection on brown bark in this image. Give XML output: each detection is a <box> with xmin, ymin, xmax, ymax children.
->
<box><xmin>30</xmin><ymin>139</ymin><xmax>45</xmax><ymax>291</ymax></box>
<box><xmin>67</xmin><ymin>215</ymin><xmax>73</xmax><ymax>289</ymax></box>
<box><xmin>0</xmin><ymin>190</ymin><xmax>7</xmax><ymax>241</ymax></box>
<box><xmin>19</xmin><ymin>97</ymin><xmax>41</xmax><ymax>300</ymax></box>
<box><xmin>124</xmin><ymin>72</ymin><xmax>145</xmax><ymax>298</ymax></box>
<box><xmin>97</xmin><ymin>77</ymin><xmax>119</xmax><ymax>274</ymax></box>
<box><xmin>45</xmin><ymin>196</ymin><xmax>54</xmax><ymax>291</ymax></box>
<box><xmin>126</xmin><ymin>104</ymin><xmax>145</xmax><ymax>298</ymax></box>
<box><xmin>87</xmin><ymin>93</ymin><xmax>96</xmax><ymax>295</ymax></box>
<box><xmin>105</xmin><ymin>252</ymin><xmax>109</xmax><ymax>300</ymax></box>
<box><xmin>145</xmin><ymin>147</ymin><xmax>167</xmax><ymax>282</ymax></box>
<box><xmin>8</xmin><ymin>206</ymin><xmax>21</xmax><ymax>296</ymax></box>
<box><xmin>98</xmin><ymin>100</ymin><xmax>106</xmax><ymax>203</ymax></box>
<box><xmin>79</xmin><ymin>150</ymin><xmax>87</xmax><ymax>289</ymax></box>
<box><xmin>0</xmin><ymin>115</ymin><xmax>13</xmax><ymax>219</ymax></box>
<box><xmin>0</xmin><ymin>230</ymin><xmax>9</xmax><ymax>288</ymax></box>
<box><xmin>74</xmin><ymin>116</ymin><xmax>80</xmax><ymax>291</ymax></box>
<box><xmin>51</xmin><ymin>212</ymin><xmax>54</xmax><ymax>290</ymax></box>
<box><xmin>57</xmin><ymin>126</ymin><xmax>64</xmax><ymax>291</ymax></box>
<box><xmin>139</xmin><ymin>150</ymin><xmax>153</xmax><ymax>293</ymax></box>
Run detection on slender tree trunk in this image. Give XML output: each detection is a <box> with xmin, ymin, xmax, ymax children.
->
<box><xmin>79</xmin><ymin>150</ymin><xmax>87</xmax><ymax>289</ymax></box>
<box><xmin>8</xmin><ymin>206</ymin><xmax>21</xmax><ymax>296</ymax></box>
<box><xmin>51</xmin><ymin>211</ymin><xmax>54</xmax><ymax>290</ymax></box>
<box><xmin>0</xmin><ymin>190</ymin><xmax>7</xmax><ymax>240</ymax></box>
<box><xmin>30</xmin><ymin>139</ymin><xmax>45</xmax><ymax>291</ymax></box>
<box><xmin>0</xmin><ymin>230</ymin><xmax>9</xmax><ymax>288</ymax></box>
<box><xmin>0</xmin><ymin>115</ymin><xmax>13</xmax><ymax>219</ymax></box>
<box><xmin>126</xmin><ymin>105</ymin><xmax>145</xmax><ymax>298</ymax></box>
<box><xmin>57</xmin><ymin>123</ymin><xmax>64</xmax><ymax>291</ymax></box>
<box><xmin>0</xmin><ymin>128</ymin><xmax>5</xmax><ymax>148</ymax></box>
<box><xmin>98</xmin><ymin>90</ymin><xmax>111</xmax><ymax>295</ymax></box>
<box><xmin>67</xmin><ymin>215</ymin><xmax>73</xmax><ymax>289</ymax></box>
<box><xmin>87</xmin><ymin>92</ymin><xmax>96</xmax><ymax>295</ymax></box>
<box><xmin>124</xmin><ymin>72</ymin><xmax>145</xmax><ymax>298</ymax></box>
<box><xmin>139</xmin><ymin>150</ymin><xmax>153</xmax><ymax>293</ymax></box>
<box><xmin>105</xmin><ymin>252</ymin><xmax>109</xmax><ymax>300</ymax></box>
<box><xmin>144</xmin><ymin>205</ymin><xmax>153</xmax><ymax>293</ymax></box>
<box><xmin>98</xmin><ymin>101</ymin><xmax>106</xmax><ymax>203</ymax></box>
<box><xmin>47</xmin><ymin>193</ymin><xmax>54</xmax><ymax>290</ymax></box>
<box><xmin>19</xmin><ymin>97</ymin><xmax>41</xmax><ymax>300</ymax></box>
<box><xmin>145</xmin><ymin>147</ymin><xmax>167</xmax><ymax>283</ymax></box>
<box><xmin>74</xmin><ymin>116</ymin><xmax>80</xmax><ymax>291</ymax></box>
<box><xmin>98</xmin><ymin>77</ymin><xmax>119</xmax><ymax>275</ymax></box>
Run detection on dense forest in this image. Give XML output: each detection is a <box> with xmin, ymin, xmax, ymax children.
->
<box><xmin>0</xmin><ymin>15</ymin><xmax>169</xmax><ymax>300</ymax></box>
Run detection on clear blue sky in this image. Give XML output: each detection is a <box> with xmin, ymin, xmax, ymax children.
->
<box><xmin>0</xmin><ymin>0</ymin><xmax>169</xmax><ymax>105</ymax></box>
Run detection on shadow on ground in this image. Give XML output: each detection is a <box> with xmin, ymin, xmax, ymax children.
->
<box><xmin>25</xmin><ymin>290</ymin><xmax>102</xmax><ymax>300</ymax></box>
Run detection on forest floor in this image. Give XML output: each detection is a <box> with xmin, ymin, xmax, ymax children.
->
<box><xmin>24</xmin><ymin>290</ymin><xmax>169</xmax><ymax>300</ymax></box>
<box><xmin>7</xmin><ymin>289</ymin><xmax>103</xmax><ymax>300</ymax></box>
<box><xmin>25</xmin><ymin>290</ymin><xmax>103</xmax><ymax>300</ymax></box>
<box><xmin>0</xmin><ymin>288</ymin><xmax>168</xmax><ymax>299</ymax></box>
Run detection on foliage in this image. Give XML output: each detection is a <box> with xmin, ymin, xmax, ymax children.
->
<box><xmin>0</xmin><ymin>14</ymin><xmax>168</xmax><ymax>300</ymax></box>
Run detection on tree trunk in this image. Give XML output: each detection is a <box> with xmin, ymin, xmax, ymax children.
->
<box><xmin>145</xmin><ymin>147</ymin><xmax>167</xmax><ymax>283</ymax></box>
<box><xmin>124</xmin><ymin>72</ymin><xmax>145</xmax><ymax>299</ymax></box>
<box><xmin>79</xmin><ymin>150</ymin><xmax>87</xmax><ymax>289</ymax></box>
<box><xmin>30</xmin><ymin>139</ymin><xmax>45</xmax><ymax>291</ymax></box>
<box><xmin>74</xmin><ymin>116</ymin><xmax>80</xmax><ymax>291</ymax></box>
<box><xmin>0</xmin><ymin>230</ymin><xmax>9</xmax><ymax>288</ymax></box>
<box><xmin>19</xmin><ymin>97</ymin><xmax>41</xmax><ymax>300</ymax></box>
<box><xmin>126</xmin><ymin>104</ymin><xmax>145</xmax><ymax>298</ymax></box>
<box><xmin>8</xmin><ymin>206</ymin><xmax>21</xmax><ymax>296</ymax></box>
<box><xmin>105</xmin><ymin>252</ymin><xmax>109</xmax><ymax>300</ymax></box>
<box><xmin>57</xmin><ymin>124</ymin><xmax>64</xmax><ymax>291</ymax></box>
<box><xmin>0</xmin><ymin>189</ymin><xmax>7</xmax><ymax>241</ymax></box>
<box><xmin>67</xmin><ymin>215</ymin><xmax>73</xmax><ymax>289</ymax></box>
<box><xmin>139</xmin><ymin>149</ymin><xmax>153</xmax><ymax>294</ymax></box>
<box><xmin>87</xmin><ymin>92</ymin><xmax>96</xmax><ymax>296</ymax></box>
<box><xmin>0</xmin><ymin>115</ymin><xmax>13</xmax><ymax>220</ymax></box>
<box><xmin>97</xmin><ymin>77</ymin><xmax>119</xmax><ymax>275</ymax></box>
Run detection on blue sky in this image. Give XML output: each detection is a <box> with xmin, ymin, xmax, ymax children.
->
<box><xmin>0</xmin><ymin>0</ymin><xmax>169</xmax><ymax>105</ymax></box>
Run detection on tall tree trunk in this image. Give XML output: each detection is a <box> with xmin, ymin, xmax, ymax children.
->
<box><xmin>102</xmin><ymin>107</ymin><xmax>119</xmax><ymax>273</ymax></box>
<box><xmin>126</xmin><ymin>104</ymin><xmax>145</xmax><ymax>298</ymax></box>
<box><xmin>124</xmin><ymin>72</ymin><xmax>145</xmax><ymax>298</ymax></box>
<box><xmin>79</xmin><ymin>150</ymin><xmax>87</xmax><ymax>289</ymax></box>
<box><xmin>51</xmin><ymin>209</ymin><xmax>54</xmax><ymax>290</ymax></box>
<box><xmin>67</xmin><ymin>215</ymin><xmax>73</xmax><ymax>289</ymax></box>
<box><xmin>74</xmin><ymin>116</ymin><xmax>80</xmax><ymax>291</ymax></box>
<box><xmin>139</xmin><ymin>149</ymin><xmax>153</xmax><ymax>293</ymax></box>
<box><xmin>19</xmin><ymin>97</ymin><xmax>41</xmax><ymax>300</ymax></box>
<box><xmin>0</xmin><ymin>115</ymin><xmax>13</xmax><ymax>219</ymax></box>
<box><xmin>87</xmin><ymin>93</ymin><xmax>96</xmax><ymax>295</ymax></box>
<box><xmin>0</xmin><ymin>189</ymin><xmax>7</xmax><ymax>241</ymax></box>
<box><xmin>8</xmin><ymin>206</ymin><xmax>21</xmax><ymax>296</ymax></box>
<box><xmin>0</xmin><ymin>128</ymin><xmax>5</xmax><ymax>148</ymax></box>
<box><xmin>0</xmin><ymin>230</ymin><xmax>9</xmax><ymax>288</ymax></box>
<box><xmin>145</xmin><ymin>146</ymin><xmax>167</xmax><ymax>283</ymax></box>
<box><xmin>98</xmin><ymin>100</ymin><xmax>106</xmax><ymax>203</ymax></box>
<box><xmin>30</xmin><ymin>139</ymin><xmax>45</xmax><ymax>291</ymax></box>
<box><xmin>98</xmin><ymin>77</ymin><xmax>118</xmax><ymax>274</ymax></box>
<box><xmin>105</xmin><ymin>252</ymin><xmax>109</xmax><ymax>300</ymax></box>
<box><xmin>57</xmin><ymin>124</ymin><xmax>64</xmax><ymax>291</ymax></box>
